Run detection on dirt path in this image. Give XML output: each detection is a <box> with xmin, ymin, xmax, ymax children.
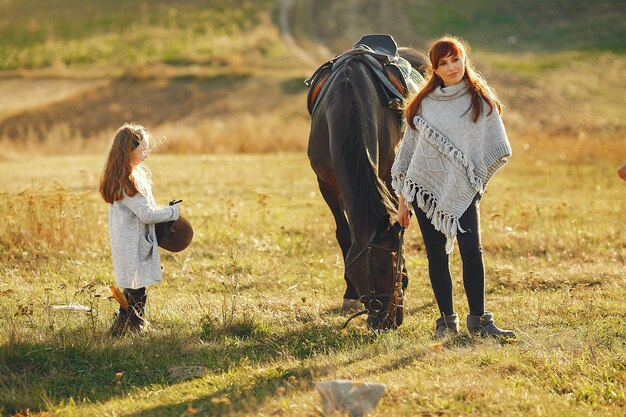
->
<box><xmin>277</xmin><ymin>0</ymin><xmax>333</xmax><ymax>67</ymax></box>
<box><xmin>278</xmin><ymin>0</ymin><xmax>317</xmax><ymax>66</ymax></box>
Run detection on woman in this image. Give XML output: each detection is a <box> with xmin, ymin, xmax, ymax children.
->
<box><xmin>391</xmin><ymin>35</ymin><xmax>515</xmax><ymax>338</ymax></box>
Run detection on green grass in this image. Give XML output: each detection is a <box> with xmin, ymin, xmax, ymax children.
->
<box><xmin>2</xmin><ymin>0</ymin><xmax>624</xmax><ymax>71</ymax></box>
<box><xmin>401</xmin><ymin>0</ymin><xmax>626</xmax><ymax>52</ymax></box>
<box><xmin>0</xmin><ymin>137</ymin><xmax>625</xmax><ymax>416</ymax></box>
<box><xmin>285</xmin><ymin>0</ymin><xmax>625</xmax><ymax>53</ymax></box>
<box><xmin>0</xmin><ymin>0</ymin><xmax>279</xmax><ymax>70</ymax></box>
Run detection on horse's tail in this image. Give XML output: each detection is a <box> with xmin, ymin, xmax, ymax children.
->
<box><xmin>333</xmin><ymin>60</ymin><xmax>397</xmax><ymax>225</ymax></box>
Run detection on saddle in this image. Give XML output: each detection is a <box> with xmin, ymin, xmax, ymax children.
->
<box><xmin>306</xmin><ymin>34</ymin><xmax>425</xmax><ymax>116</ymax></box>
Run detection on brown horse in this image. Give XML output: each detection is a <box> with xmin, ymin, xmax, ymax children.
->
<box><xmin>307</xmin><ymin>43</ymin><xmax>429</xmax><ymax>330</ymax></box>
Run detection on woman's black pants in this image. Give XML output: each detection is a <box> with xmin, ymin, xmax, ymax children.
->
<box><xmin>412</xmin><ymin>195</ymin><xmax>485</xmax><ymax>317</ymax></box>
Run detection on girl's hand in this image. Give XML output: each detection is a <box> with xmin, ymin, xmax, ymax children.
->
<box><xmin>397</xmin><ymin>196</ymin><xmax>411</xmax><ymax>228</ymax></box>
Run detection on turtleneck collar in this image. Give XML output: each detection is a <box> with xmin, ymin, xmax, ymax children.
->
<box><xmin>428</xmin><ymin>79</ymin><xmax>470</xmax><ymax>101</ymax></box>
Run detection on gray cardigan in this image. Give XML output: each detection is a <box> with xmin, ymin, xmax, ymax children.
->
<box><xmin>109</xmin><ymin>188</ymin><xmax>179</xmax><ymax>289</ymax></box>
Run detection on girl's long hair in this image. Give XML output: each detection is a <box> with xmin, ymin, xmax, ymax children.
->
<box><xmin>99</xmin><ymin>123</ymin><xmax>151</xmax><ymax>203</ymax></box>
<box><xmin>405</xmin><ymin>35</ymin><xmax>502</xmax><ymax>129</ymax></box>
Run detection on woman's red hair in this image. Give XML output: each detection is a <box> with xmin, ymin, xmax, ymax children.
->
<box><xmin>99</xmin><ymin>124</ymin><xmax>146</xmax><ymax>203</ymax></box>
<box><xmin>404</xmin><ymin>35</ymin><xmax>502</xmax><ymax>129</ymax></box>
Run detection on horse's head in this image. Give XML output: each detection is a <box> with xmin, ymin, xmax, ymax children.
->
<box><xmin>398</xmin><ymin>47</ymin><xmax>431</xmax><ymax>78</ymax></box>
<box><xmin>345</xmin><ymin>215</ymin><xmax>405</xmax><ymax>331</ymax></box>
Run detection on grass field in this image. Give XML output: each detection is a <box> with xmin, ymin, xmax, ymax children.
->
<box><xmin>1</xmin><ymin>132</ymin><xmax>625</xmax><ymax>416</ymax></box>
<box><xmin>0</xmin><ymin>0</ymin><xmax>278</xmax><ymax>71</ymax></box>
<box><xmin>1</xmin><ymin>0</ymin><xmax>625</xmax><ymax>416</ymax></box>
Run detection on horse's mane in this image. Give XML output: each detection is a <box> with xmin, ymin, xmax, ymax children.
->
<box><xmin>337</xmin><ymin>58</ymin><xmax>398</xmax><ymax>226</ymax></box>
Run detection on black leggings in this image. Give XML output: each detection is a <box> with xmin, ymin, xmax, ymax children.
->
<box><xmin>413</xmin><ymin>195</ymin><xmax>485</xmax><ymax>317</ymax></box>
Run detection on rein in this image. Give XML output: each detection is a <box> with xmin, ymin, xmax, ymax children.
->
<box><xmin>341</xmin><ymin>226</ymin><xmax>405</xmax><ymax>330</ymax></box>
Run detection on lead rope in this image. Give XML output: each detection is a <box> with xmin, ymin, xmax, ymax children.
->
<box><xmin>341</xmin><ymin>309</ymin><xmax>369</xmax><ymax>329</ymax></box>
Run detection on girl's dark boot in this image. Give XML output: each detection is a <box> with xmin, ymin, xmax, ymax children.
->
<box><xmin>124</xmin><ymin>288</ymin><xmax>148</xmax><ymax>333</ymax></box>
<box><xmin>466</xmin><ymin>312</ymin><xmax>515</xmax><ymax>338</ymax></box>
<box><xmin>108</xmin><ymin>288</ymin><xmax>147</xmax><ymax>337</ymax></box>
<box><xmin>435</xmin><ymin>313</ymin><xmax>459</xmax><ymax>338</ymax></box>
<box><xmin>109</xmin><ymin>305</ymin><xmax>129</xmax><ymax>337</ymax></box>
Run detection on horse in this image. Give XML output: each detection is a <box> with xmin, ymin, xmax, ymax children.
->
<box><xmin>307</xmin><ymin>42</ymin><xmax>429</xmax><ymax>330</ymax></box>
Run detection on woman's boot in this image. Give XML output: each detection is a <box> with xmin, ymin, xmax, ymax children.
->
<box><xmin>435</xmin><ymin>313</ymin><xmax>459</xmax><ymax>338</ymax></box>
<box><xmin>467</xmin><ymin>312</ymin><xmax>515</xmax><ymax>338</ymax></box>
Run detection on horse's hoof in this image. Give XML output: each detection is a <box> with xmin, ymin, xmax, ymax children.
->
<box><xmin>341</xmin><ymin>299</ymin><xmax>363</xmax><ymax>312</ymax></box>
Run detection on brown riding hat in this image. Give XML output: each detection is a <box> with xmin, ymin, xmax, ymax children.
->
<box><xmin>155</xmin><ymin>215</ymin><xmax>193</xmax><ymax>253</ymax></box>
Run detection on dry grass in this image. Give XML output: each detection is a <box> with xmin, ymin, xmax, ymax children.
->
<box><xmin>0</xmin><ymin>129</ymin><xmax>624</xmax><ymax>416</ymax></box>
<box><xmin>2</xmin><ymin>51</ymin><xmax>624</xmax><ymax>158</ymax></box>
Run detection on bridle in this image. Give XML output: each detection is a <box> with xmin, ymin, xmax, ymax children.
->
<box><xmin>342</xmin><ymin>226</ymin><xmax>405</xmax><ymax>330</ymax></box>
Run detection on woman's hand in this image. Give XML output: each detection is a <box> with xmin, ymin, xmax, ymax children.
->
<box><xmin>397</xmin><ymin>195</ymin><xmax>411</xmax><ymax>228</ymax></box>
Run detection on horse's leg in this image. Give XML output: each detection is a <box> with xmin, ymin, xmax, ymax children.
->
<box><xmin>316</xmin><ymin>177</ymin><xmax>360</xmax><ymax>307</ymax></box>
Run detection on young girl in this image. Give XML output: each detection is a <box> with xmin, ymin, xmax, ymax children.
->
<box><xmin>392</xmin><ymin>35</ymin><xmax>515</xmax><ymax>339</ymax></box>
<box><xmin>99</xmin><ymin>123</ymin><xmax>179</xmax><ymax>337</ymax></box>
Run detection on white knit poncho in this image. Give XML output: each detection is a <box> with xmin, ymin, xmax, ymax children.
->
<box><xmin>391</xmin><ymin>80</ymin><xmax>512</xmax><ymax>253</ymax></box>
